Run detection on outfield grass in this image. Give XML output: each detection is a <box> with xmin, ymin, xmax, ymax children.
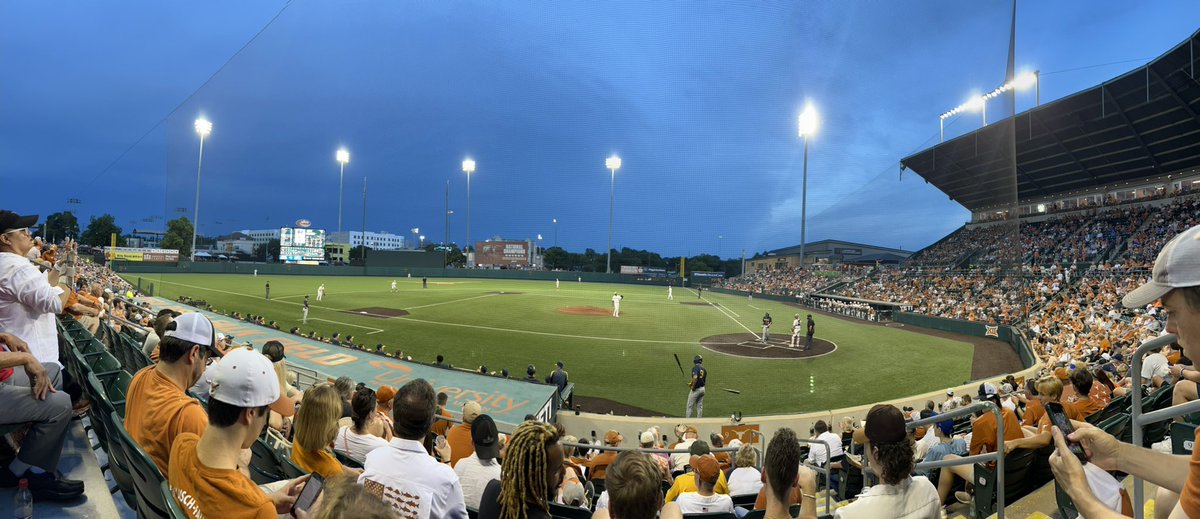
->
<box><xmin>121</xmin><ymin>273</ymin><xmax>973</xmax><ymax>416</ymax></box>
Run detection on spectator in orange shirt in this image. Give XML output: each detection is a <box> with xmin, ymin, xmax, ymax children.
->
<box><xmin>447</xmin><ymin>400</ymin><xmax>482</xmax><ymax>467</ymax></box>
<box><xmin>292</xmin><ymin>384</ymin><xmax>362</xmax><ymax>479</ymax></box>
<box><xmin>936</xmin><ymin>383</ymin><xmax>1023</xmax><ymax>506</ymax></box>
<box><xmin>431</xmin><ymin>392</ymin><xmax>453</xmax><ymax>437</ymax></box>
<box><xmin>573</xmin><ymin>430</ymin><xmax>623</xmax><ymax>480</ymax></box>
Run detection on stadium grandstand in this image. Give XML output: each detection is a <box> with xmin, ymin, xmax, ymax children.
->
<box><xmin>7</xmin><ymin>5</ymin><xmax>1200</xmax><ymax>519</ymax></box>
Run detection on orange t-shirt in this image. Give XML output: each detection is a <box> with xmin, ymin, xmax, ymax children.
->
<box><xmin>447</xmin><ymin>422</ymin><xmax>475</xmax><ymax>467</ymax></box>
<box><xmin>431</xmin><ymin>409</ymin><xmax>452</xmax><ymax>437</ymax></box>
<box><xmin>1022</xmin><ymin>399</ymin><xmax>1045</xmax><ymax>427</ymax></box>
<box><xmin>1071</xmin><ymin>398</ymin><xmax>1106</xmax><ymax>420</ymax></box>
<box><xmin>969</xmin><ymin>408</ymin><xmax>1023</xmax><ymax>456</ymax></box>
<box><xmin>754</xmin><ymin>484</ymin><xmax>802</xmax><ymax>510</ymax></box>
<box><xmin>572</xmin><ymin>451</ymin><xmax>619</xmax><ymax>480</ymax></box>
<box><xmin>1178</xmin><ymin>427</ymin><xmax>1200</xmax><ymax>516</ymax></box>
<box><xmin>291</xmin><ymin>443</ymin><xmax>341</xmax><ymax>478</ymax></box>
<box><xmin>125</xmin><ymin>366</ymin><xmax>208</xmax><ymax>474</ymax></box>
<box><xmin>168</xmin><ymin>433</ymin><xmax>275</xmax><ymax>519</ymax></box>
<box><xmin>1037</xmin><ymin>402</ymin><xmax>1085</xmax><ymax>435</ymax></box>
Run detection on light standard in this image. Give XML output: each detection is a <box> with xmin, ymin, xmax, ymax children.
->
<box><xmin>797</xmin><ymin>104</ymin><xmax>819</xmax><ymax>269</ymax></box>
<box><xmin>605</xmin><ymin>155</ymin><xmax>621</xmax><ymax>274</ymax></box>
<box><xmin>336</xmin><ymin>148</ymin><xmax>349</xmax><ymax>238</ymax></box>
<box><xmin>552</xmin><ymin>218</ymin><xmax>558</xmax><ymax>248</ymax></box>
<box><xmin>419</xmin><ymin>235</ymin><xmax>425</xmax><ymax>248</ymax></box>
<box><xmin>411</xmin><ymin>228</ymin><xmax>420</xmax><ymax>250</ymax></box>
<box><xmin>462</xmin><ymin>158</ymin><xmax>476</xmax><ymax>265</ymax></box>
<box><xmin>190</xmin><ymin>118</ymin><xmax>212</xmax><ymax>262</ymax></box>
<box><xmin>536</xmin><ymin>234</ymin><xmax>543</xmax><ymax>268</ymax></box>
<box><xmin>938</xmin><ymin>70</ymin><xmax>1039</xmax><ymax>142</ymax></box>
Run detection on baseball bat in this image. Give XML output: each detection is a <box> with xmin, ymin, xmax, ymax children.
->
<box><xmin>673</xmin><ymin>353</ymin><xmax>685</xmax><ymax>377</ymax></box>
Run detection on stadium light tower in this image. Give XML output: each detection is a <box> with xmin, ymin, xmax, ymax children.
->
<box><xmin>552</xmin><ymin>218</ymin><xmax>558</xmax><ymax>248</ymax></box>
<box><xmin>190</xmin><ymin>117</ymin><xmax>212</xmax><ymax>262</ymax></box>
<box><xmin>605</xmin><ymin>154</ymin><xmax>622</xmax><ymax>274</ymax></box>
<box><xmin>462</xmin><ymin>158</ymin><xmax>476</xmax><ymax>265</ymax></box>
<box><xmin>336</xmin><ymin>148</ymin><xmax>350</xmax><ymax>238</ymax></box>
<box><xmin>797</xmin><ymin>104</ymin><xmax>818</xmax><ymax>269</ymax></box>
<box><xmin>939</xmin><ymin>70</ymin><xmax>1039</xmax><ymax>142</ymax></box>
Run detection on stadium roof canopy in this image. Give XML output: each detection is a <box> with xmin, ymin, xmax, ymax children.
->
<box><xmin>901</xmin><ymin>29</ymin><xmax>1200</xmax><ymax>212</ymax></box>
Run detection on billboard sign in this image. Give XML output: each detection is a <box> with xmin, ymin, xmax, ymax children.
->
<box><xmin>103</xmin><ymin>247</ymin><xmax>180</xmax><ymax>263</ymax></box>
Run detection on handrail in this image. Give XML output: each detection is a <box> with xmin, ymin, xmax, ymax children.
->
<box><xmin>559</xmin><ymin>441</ymin><xmax>739</xmax><ymax>455</ymax></box>
<box><xmin>793</xmin><ymin>437</ymin><xmax>834</xmax><ymax>512</ymax></box>
<box><xmin>906</xmin><ymin>402</ymin><xmax>1006</xmax><ymax>518</ymax></box>
<box><xmin>1129</xmin><ymin>333</ymin><xmax>1180</xmax><ymax>519</ymax></box>
<box><xmin>105</xmin><ymin>315</ymin><xmax>150</xmax><ymax>335</ymax></box>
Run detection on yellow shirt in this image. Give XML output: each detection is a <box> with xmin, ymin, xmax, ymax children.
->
<box><xmin>168</xmin><ymin>433</ymin><xmax>275</xmax><ymax>519</ymax></box>
<box><xmin>291</xmin><ymin>442</ymin><xmax>341</xmax><ymax>478</ymax></box>
<box><xmin>664</xmin><ymin>470</ymin><xmax>729</xmax><ymax>501</ymax></box>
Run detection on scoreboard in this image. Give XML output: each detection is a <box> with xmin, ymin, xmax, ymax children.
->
<box><xmin>279</xmin><ymin>227</ymin><xmax>326</xmax><ymax>263</ymax></box>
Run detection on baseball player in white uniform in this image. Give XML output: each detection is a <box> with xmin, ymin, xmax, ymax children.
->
<box><xmin>612</xmin><ymin>292</ymin><xmax>622</xmax><ymax>317</ymax></box>
<box><xmin>667</xmin><ymin>285</ymin><xmax>673</xmax><ymax>300</ymax></box>
<box><xmin>791</xmin><ymin>314</ymin><xmax>802</xmax><ymax>347</ymax></box>
<box><xmin>390</xmin><ymin>279</ymin><xmax>398</xmax><ymax>292</ymax></box>
<box><xmin>302</xmin><ymin>296</ymin><xmax>310</xmax><ymax>324</ymax></box>
<box><xmin>316</xmin><ymin>283</ymin><xmax>326</xmax><ymax>301</ymax></box>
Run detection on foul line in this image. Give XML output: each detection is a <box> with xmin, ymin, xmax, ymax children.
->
<box><xmin>686</xmin><ymin>288</ymin><xmax>759</xmax><ymax>339</ymax></box>
<box><xmin>379</xmin><ymin>315</ymin><xmax>697</xmax><ymax>345</ymax></box>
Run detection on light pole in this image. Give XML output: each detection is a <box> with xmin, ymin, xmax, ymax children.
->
<box><xmin>462</xmin><ymin>158</ymin><xmax>476</xmax><ymax>265</ymax></box>
<box><xmin>797</xmin><ymin>104</ymin><xmax>819</xmax><ymax>270</ymax></box>
<box><xmin>718</xmin><ymin>235</ymin><xmax>723</xmax><ymax>259</ymax></box>
<box><xmin>336</xmin><ymin>148</ymin><xmax>349</xmax><ymax>239</ymax></box>
<box><xmin>419</xmin><ymin>235</ymin><xmax>425</xmax><ymax>248</ymax></box>
<box><xmin>411</xmin><ymin>228</ymin><xmax>420</xmax><ymax>250</ymax></box>
<box><xmin>605</xmin><ymin>155</ymin><xmax>621</xmax><ymax>274</ymax></box>
<box><xmin>552</xmin><ymin>218</ymin><xmax>558</xmax><ymax>248</ymax></box>
<box><xmin>190</xmin><ymin>118</ymin><xmax>212</xmax><ymax>262</ymax></box>
<box><xmin>444</xmin><ymin>180</ymin><xmax>452</xmax><ymax>246</ymax></box>
<box><xmin>938</xmin><ymin>70</ymin><xmax>1039</xmax><ymax>142</ymax></box>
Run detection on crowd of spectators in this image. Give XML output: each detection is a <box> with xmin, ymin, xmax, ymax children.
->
<box><xmin>716</xmin><ymin>265</ymin><xmax>867</xmax><ymax>298</ymax></box>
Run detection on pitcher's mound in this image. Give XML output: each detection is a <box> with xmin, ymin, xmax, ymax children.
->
<box><xmin>558</xmin><ymin>306</ymin><xmax>614</xmax><ymax>317</ymax></box>
<box><xmin>700</xmin><ymin>333</ymin><xmax>836</xmax><ymax>359</ymax></box>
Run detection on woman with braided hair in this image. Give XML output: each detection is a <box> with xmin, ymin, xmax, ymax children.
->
<box><xmin>478</xmin><ymin>421</ymin><xmax>564</xmax><ymax>519</ymax></box>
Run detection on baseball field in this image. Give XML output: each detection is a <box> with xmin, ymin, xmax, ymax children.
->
<box><xmin>120</xmin><ymin>273</ymin><xmax>978</xmax><ymax>416</ymax></box>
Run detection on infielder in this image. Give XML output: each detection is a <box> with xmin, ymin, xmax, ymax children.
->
<box><xmin>302</xmin><ymin>296</ymin><xmax>309</xmax><ymax>324</ymax></box>
<box><xmin>611</xmin><ymin>292</ymin><xmax>623</xmax><ymax>317</ymax></box>
<box><xmin>390</xmin><ymin>279</ymin><xmax>397</xmax><ymax>292</ymax></box>
<box><xmin>316</xmin><ymin>283</ymin><xmax>326</xmax><ymax>301</ymax></box>
<box><xmin>667</xmin><ymin>285</ymin><xmax>673</xmax><ymax>300</ymax></box>
<box><xmin>686</xmin><ymin>355</ymin><xmax>706</xmax><ymax>418</ymax></box>
<box><xmin>555</xmin><ymin>278</ymin><xmax>560</xmax><ymax>289</ymax></box>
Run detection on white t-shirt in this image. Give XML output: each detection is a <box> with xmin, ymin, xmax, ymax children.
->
<box><xmin>726</xmin><ymin>467</ymin><xmax>763</xmax><ymax>497</ymax></box>
<box><xmin>1142</xmin><ymin>353</ymin><xmax>1170</xmax><ymax>382</ymax></box>
<box><xmin>670</xmin><ymin>439</ymin><xmax>696</xmax><ymax>472</ymax></box>
<box><xmin>809</xmin><ymin>431</ymin><xmax>844</xmax><ymax>467</ymax></box>
<box><xmin>334</xmin><ymin>426</ymin><xmax>389</xmax><ymax>464</ymax></box>
<box><xmin>833</xmin><ymin>476</ymin><xmax>940</xmax><ymax>518</ymax></box>
<box><xmin>675</xmin><ymin>492</ymin><xmax>734</xmax><ymax>515</ymax></box>
<box><xmin>453</xmin><ymin>453</ymin><xmax>501</xmax><ymax>510</ymax></box>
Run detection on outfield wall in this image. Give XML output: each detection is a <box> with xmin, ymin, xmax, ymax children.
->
<box><xmin>113</xmin><ymin>261</ymin><xmax>683</xmax><ymax>286</ymax></box>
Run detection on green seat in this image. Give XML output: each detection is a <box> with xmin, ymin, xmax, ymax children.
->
<box><xmin>111</xmin><ymin>411</ymin><xmax>177</xmax><ymax>519</ymax></box>
<box><xmin>159</xmin><ymin>481</ymin><xmax>189</xmax><ymax>519</ymax></box>
<box><xmin>1142</xmin><ymin>384</ymin><xmax>1177</xmax><ymax>447</ymax></box>
<box><xmin>90</xmin><ymin>351</ymin><xmax>124</xmax><ymax>381</ymax></box>
<box><xmin>1097</xmin><ymin>413</ymin><xmax>1130</xmax><ymax>442</ymax></box>
<box><xmin>548</xmin><ymin>502</ymin><xmax>592</xmax><ymax>519</ymax></box>
<box><xmin>1171</xmin><ymin>422</ymin><xmax>1198</xmax><ymax>455</ymax></box>
<box><xmin>102</xmin><ymin>370</ymin><xmax>134</xmax><ymax>418</ymax></box>
<box><xmin>333</xmin><ymin>449</ymin><xmax>363</xmax><ymax>469</ymax></box>
<box><xmin>973</xmin><ymin>448</ymin><xmax>1037</xmax><ymax>519</ymax></box>
<box><xmin>249</xmin><ymin>439</ymin><xmax>286</xmax><ymax>485</ymax></box>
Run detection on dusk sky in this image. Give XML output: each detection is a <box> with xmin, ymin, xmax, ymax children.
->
<box><xmin>2</xmin><ymin>1</ymin><xmax>1197</xmax><ymax>257</ymax></box>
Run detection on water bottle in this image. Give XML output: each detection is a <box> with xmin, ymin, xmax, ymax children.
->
<box><xmin>14</xmin><ymin>478</ymin><xmax>32</xmax><ymax>519</ymax></box>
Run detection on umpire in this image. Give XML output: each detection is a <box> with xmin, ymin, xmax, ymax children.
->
<box><xmin>686</xmin><ymin>354</ymin><xmax>707</xmax><ymax>418</ymax></box>
<box><xmin>805</xmin><ymin>314</ymin><xmax>816</xmax><ymax>350</ymax></box>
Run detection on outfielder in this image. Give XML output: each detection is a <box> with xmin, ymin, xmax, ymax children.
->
<box><xmin>612</xmin><ymin>292</ymin><xmax>623</xmax><ymax>317</ymax></box>
<box><xmin>667</xmin><ymin>285</ymin><xmax>673</xmax><ymax>300</ymax></box>
<box><xmin>316</xmin><ymin>283</ymin><xmax>326</xmax><ymax>301</ymax></box>
<box><xmin>390</xmin><ymin>279</ymin><xmax>397</xmax><ymax>292</ymax></box>
<box><xmin>686</xmin><ymin>355</ymin><xmax>706</xmax><ymax>418</ymax></box>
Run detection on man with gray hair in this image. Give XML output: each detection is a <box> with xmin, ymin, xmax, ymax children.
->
<box><xmin>334</xmin><ymin>375</ymin><xmax>355</xmax><ymax>418</ymax></box>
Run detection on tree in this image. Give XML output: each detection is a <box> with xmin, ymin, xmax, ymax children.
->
<box><xmin>543</xmin><ymin>246</ymin><xmax>570</xmax><ymax>270</ymax></box>
<box><xmin>425</xmin><ymin>243</ymin><xmax>466</xmax><ymax>268</ymax></box>
<box><xmin>350</xmin><ymin>245</ymin><xmax>373</xmax><ymax>260</ymax></box>
<box><xmin>161</xmin><ymin>217</ymin><xmax>194</xmax><ymax>258</ymax></box>
<box><xmin>43</xmin><ymin>212</ymin><xmax>80</xmax><ymax>242</ymax></box>
<box><xmin>80</xmin><ymin>214</ymin><xmax>125</xmax><ymax>247</ymax></box>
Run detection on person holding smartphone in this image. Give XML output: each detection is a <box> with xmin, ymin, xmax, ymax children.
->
<box><xmin>1050</xmin><ymin>223</ymin><xmax>1200</xmax><ymax>518</ymax></box>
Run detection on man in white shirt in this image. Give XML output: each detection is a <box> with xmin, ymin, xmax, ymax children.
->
<box><xmin>0</xmin><ymin>212</ymin><xmax>70</xmax><ymax>380</ymax></box>
<box><xmin>674</xmin><ymin>454</ymin><xmax>733</xmax><ymax>514</ymax></box>
<box><xmin>317</xmin><ymin>283</ymin><xmax>326</xmax><ymax>300</ymax></box>
<box><xmin>453</xmin><ymin>414</ymin><xmax>501</xmax><ymax>509</ymax></box>
<box><xmin>808</xmin><ymin>420</ymin><xmax>844</xmax><ymax>468</ymax></box>
<box><xmin>1142</xmin><ymin>343</ymin><xmax>1172</xmax><ymax>387</ymax></box>
<box><xmin>612</xmin><ymin>292</ymin><xmax>622</xmax><ymax>317</ymax></box>
<box><xmin>670</xmin><ymin>427</ymin><xmax>699</xmax><ymax>473</ymax></box>
<box><xmin>360</xmin><ymin>378</ymin><xmax>467</xmax><ymax>518</ymax></box>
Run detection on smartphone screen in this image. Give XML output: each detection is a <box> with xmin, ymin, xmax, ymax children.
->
<box><xmin>293</xmin><ymin>473</ymin><xmax>325</xmax><ymax>513</ymax></box>
<box><xmin>1045</xmin><ymin>402</ymin><xmax>1087</xmax><ymax>464</ymax></box>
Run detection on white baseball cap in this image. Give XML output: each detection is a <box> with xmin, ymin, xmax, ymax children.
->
<box><xmin>639</xmin><ymin>430</ymin><xmax>656</xmax><ymax>444</ymax></box>
<box><xmin>207</xmin><ymin>347</ymin><xmax>294</xmax><ymax>417</ymax></box>
<box><xmin>163</xmin><ymin>313</ymin><xmax>222</xmax><ymax>356</ymax></box>
<box><xmin>1124</xmin><ymin>223</ymin><xmax>1200</xmax><ymax>308</ymax></box>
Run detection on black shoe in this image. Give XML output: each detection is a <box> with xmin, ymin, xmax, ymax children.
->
<box><xmin>0</xmin><ymin>467</ymin><xmax>83</xmax><ymax>492</ymax></box>
<box><xmin>19</xmin><ymin>470</ymin><xmax>84</xmax><ymax>502</ymax></box>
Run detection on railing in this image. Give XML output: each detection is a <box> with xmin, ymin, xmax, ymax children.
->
<box><xmin>1129</xmin><ymin>333</ymin><xmax>1192</xmax><ymax>519</ymax></box>
<box><xmin>897</xmin><ymin>402</ymin><xmax>1007</xmax><ymax>518</ymax></box>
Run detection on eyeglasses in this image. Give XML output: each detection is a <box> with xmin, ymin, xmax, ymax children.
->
<box><xmin>1</xmin><ymin>228</ymin><xmax>31</xmax><ymax>237</ymax></box>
